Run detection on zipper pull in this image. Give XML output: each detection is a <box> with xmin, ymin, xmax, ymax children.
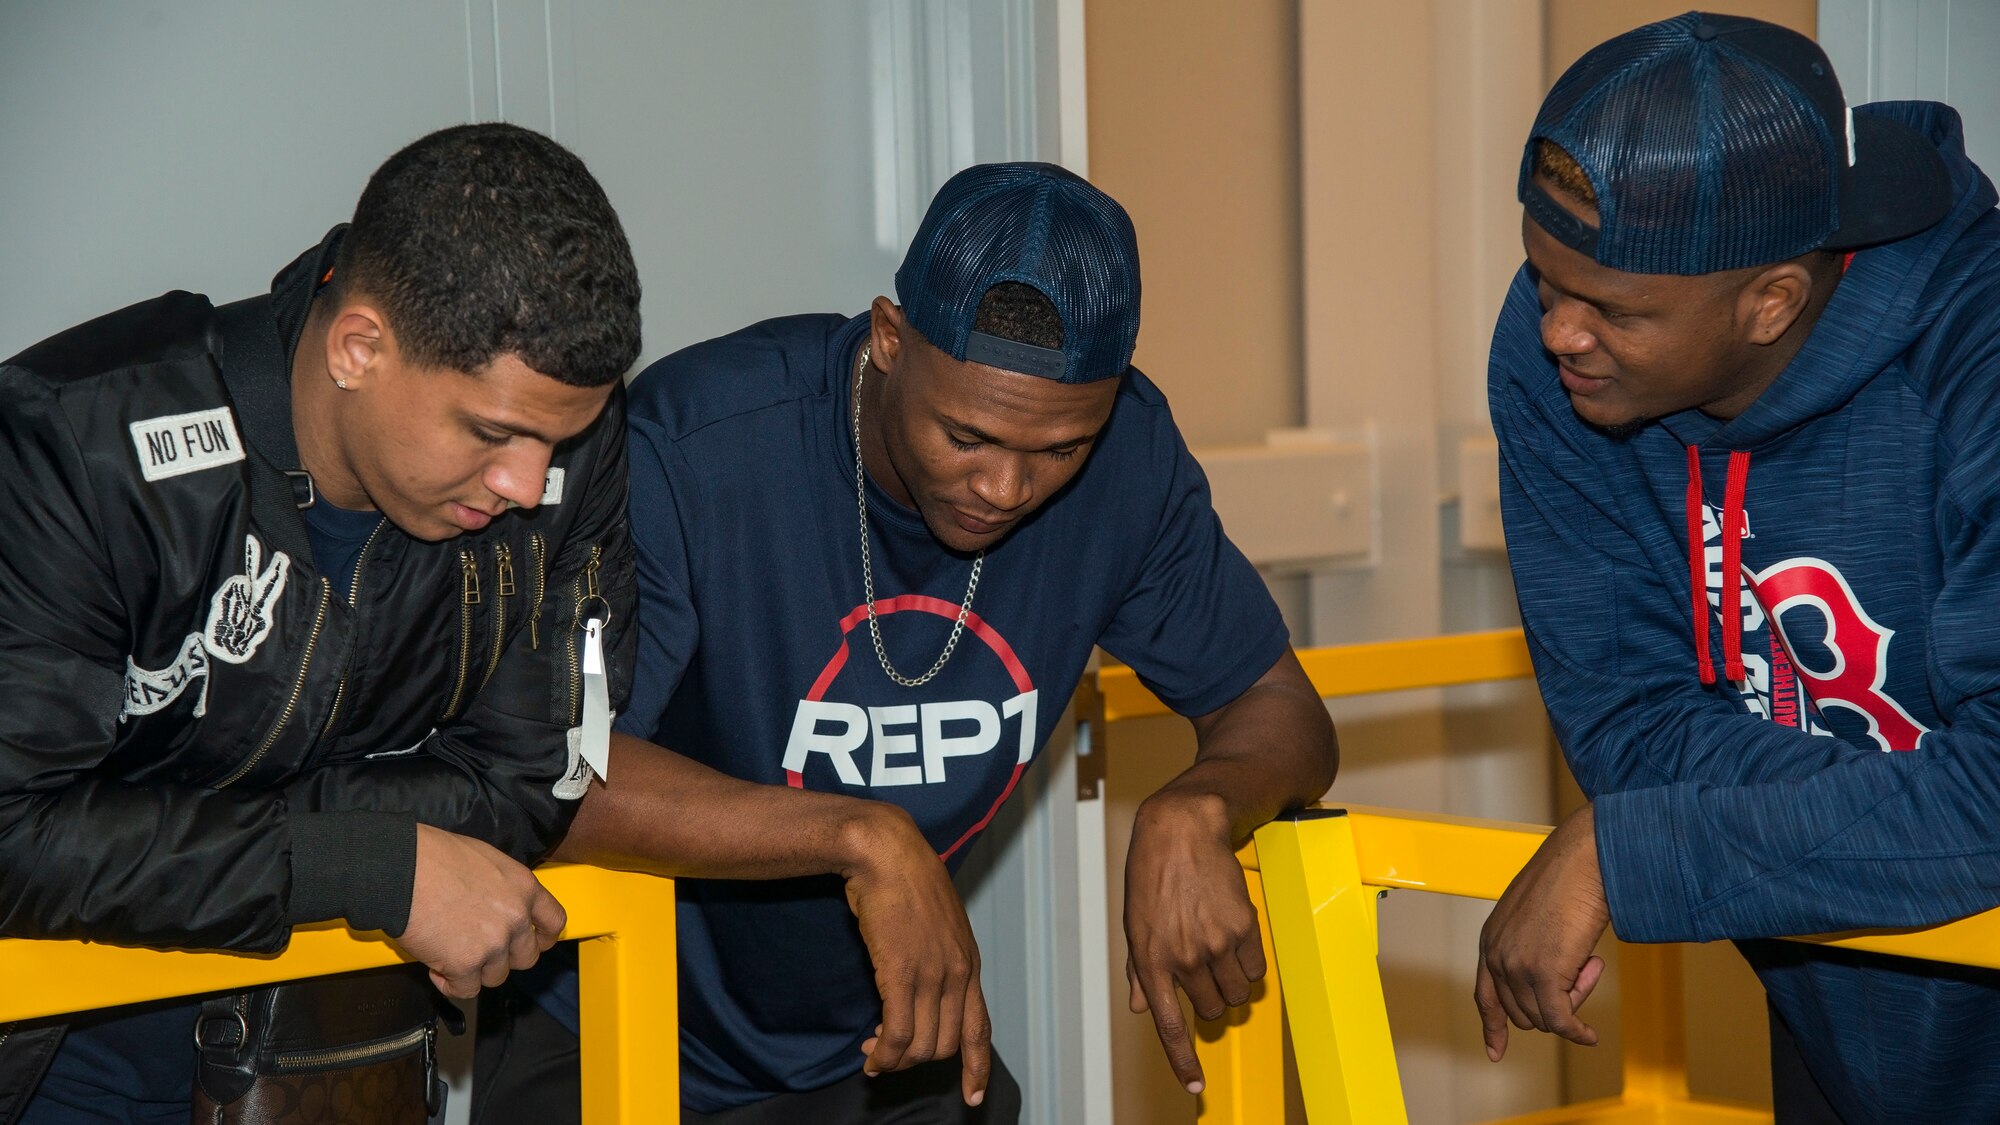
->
<box><xmin>496</xmin><ymin>545</ymin><xmax>517</xmax><ymax>598</ymax></box>
<box><xmin>424</xmin><ymin>1023</ymin><xmax>444</xmax><ymax>1118</ymax></box>
<box><xmin>461</xmin><ymin>552</ymin><xmax>481</xmax><ymax>605</ymax></box>
<box><xmin>579</xmin><ymin>615</ymin><xmax>612</xmax><ymax>781</ymax></box>
<box><xmin>583</xmin><ymin>549</ymin><xmax>601</xmax><ymax>600</ymax></box>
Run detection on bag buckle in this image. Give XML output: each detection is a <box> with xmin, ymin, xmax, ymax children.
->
<box><xmin>193</xmin><ymin>1009</ymin><xmax>249</xmax><ymax>1057</ymax></box>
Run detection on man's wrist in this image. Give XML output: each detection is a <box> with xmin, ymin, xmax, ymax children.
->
<box><xmin>834</xmin><ymin>799</ymin><xmax>926</xmax><ymax>882</ymax></box>
<box><xmin>1135</xmin><ymin>788</ymin><xmax>1234</xmax><ymax>848</ymax></box>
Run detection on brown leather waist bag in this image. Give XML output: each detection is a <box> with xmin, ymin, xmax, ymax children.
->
<box><xmin>191</xmin><ymin>965</ymin><xmax>450</xmax><ymax>1125</ymax></box>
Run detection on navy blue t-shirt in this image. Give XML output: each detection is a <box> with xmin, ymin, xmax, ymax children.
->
<box><xmin>303</xmin><ymin>497</ymin><xmax>385</xmax><ymax>601</ymax></box>
<box><xmin>557</xmin><ymin>313</ymin><xmax>1288</xmax><ymax>1112</ymax></box>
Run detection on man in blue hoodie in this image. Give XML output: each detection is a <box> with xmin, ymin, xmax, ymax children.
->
<box><xmin>1478</xmin><ymin>12</ymin><xmax>2000</xmax><ymax>1122</ymax></box>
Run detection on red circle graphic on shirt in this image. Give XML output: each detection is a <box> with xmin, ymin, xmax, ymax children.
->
<box><xmin>787</xmin><ymin>595</ymin><xmax>1036</xmax><ymax>861</ymax></box>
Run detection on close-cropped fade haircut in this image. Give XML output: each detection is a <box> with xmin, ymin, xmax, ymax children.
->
<box><xmin>1535</xmin><ymin>139</ymin><xmax>1599</xmax><ymax>210</ymax></box>
<box><xmin>332</xmin><ymin>123</ymin><xmax>642</xmax><ymax>387</ymax></box>
<box><xmin>971</xmin><ymin>281</ymin><xmax>1065</xmax><ymax>351</ymax></box>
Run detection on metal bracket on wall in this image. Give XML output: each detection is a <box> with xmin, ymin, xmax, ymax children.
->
<box><xmin>1071</xmin><ymin>677</ymin><xmax>1106</xmax><ymax>801</ymax></box>
<box><xmin>1457</xmin><ymin>434</ymin><xmax>1506</xmax><ymax>553</ymax></box>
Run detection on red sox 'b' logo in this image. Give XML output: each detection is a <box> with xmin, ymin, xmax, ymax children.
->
<box><xmin>1749</xmin><ymin>557</ymin><xmax>1928</xmax><ymax>752</ymax></box>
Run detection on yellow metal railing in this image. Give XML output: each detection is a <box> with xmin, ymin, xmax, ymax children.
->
<box><xmin>1096</xmin><ymin>628</ymin><xmax>1535</xmax><ymax>725</ymax></box>
<box><xmin>0</xmin><ymin>863</ymin><xmax>677</xmax><ymax>1124</ymax></box>
<box><xmin>1101</xmin><ymin>629</ymin><xmax>2000</xmax><ymax>1124</ymax></box>
<box><xmin>1217</xmin><ymin>806</ymin><xmax>2000</xmax><ymax>1125</ymax></box>
<box><xmin>22</xmin><ymin>629</ymin><xmax>2000</xmax><ymax>1124</ymax></box>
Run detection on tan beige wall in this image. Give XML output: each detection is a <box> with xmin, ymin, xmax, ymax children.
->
<box><xmin>1547</xmin><ymin>0</ymin><xmax>1815</xmax><ymax>74</ymax></box>
<box><xmin>1085</xmin><ymin>5</ymin><xmax>1302</xmax><ymax>1118</ymax></box>
<box><xmin>1086</xmin><ymin>0</ymin><xmax>1302</xmax><ymax>448</ymax></box>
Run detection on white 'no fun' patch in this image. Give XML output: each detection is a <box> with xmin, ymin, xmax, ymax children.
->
<box><xmin>130</xmin><ymin>407</ymin><xmax>245</xmax><ymax>482</ymax></box>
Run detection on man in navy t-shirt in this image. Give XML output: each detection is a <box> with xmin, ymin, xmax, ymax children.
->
<box><xmin>477</xmin><ymin>163</ymin><xmax>1338</xmax><ymax>1123</ymax></box>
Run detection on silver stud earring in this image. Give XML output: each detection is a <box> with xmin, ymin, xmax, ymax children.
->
<box><xmin>336</xmin><ymin>379</ymin><xmax>349</xmax><ymax>390</ymax></box>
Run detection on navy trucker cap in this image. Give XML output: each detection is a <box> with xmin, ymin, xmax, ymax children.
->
<box><xmin>1521</xmin><ymin>11</ymin><xmax>1953</xmax><ymax>275</ymax></box>
<box><xmin>895</xmin><ymin>162</ymin><xmax>1141</xmax><ymax>384</ymax></box>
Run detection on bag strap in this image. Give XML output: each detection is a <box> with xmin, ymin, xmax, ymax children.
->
<box><xmin>193</xmin><ymin>991</ymin><xmax>259</xmax><ymax>1107</ymax></box>
<box><xmin>212</xmin><ymin>296</ymin><xmax>314</xmax><ymax>568</ymax></box>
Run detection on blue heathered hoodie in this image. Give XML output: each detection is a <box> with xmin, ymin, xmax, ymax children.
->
<box><xmin>1492</xmin><ymin>102</ymin><xmax>2000</xmax><ymax>1122</ymax></box>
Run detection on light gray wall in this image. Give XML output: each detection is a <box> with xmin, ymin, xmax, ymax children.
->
<box><xmin>0</xmin><ymin>1</ymin><xmax>479</xmax><ymax>352</ymax></box>
<box><xmin>1</xmin><ymin>2</ymin><xmax>1079</xmax><ymax>1120</ymax></box>
<box><xmin>0</xmin><ymin>1</ymin><xmax>1047</xmax><ymax>369</ymax></box>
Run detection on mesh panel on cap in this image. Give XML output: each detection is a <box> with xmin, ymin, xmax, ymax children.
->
<box><xmin>896</xmin><ymin>162</ymin><xmax>1141</xmax><ymax>383</ymax></box>
<box><xmin>1524</xmin><ymin>11</ymin><xmax>1844</xmax><ymax>274</ymax></box>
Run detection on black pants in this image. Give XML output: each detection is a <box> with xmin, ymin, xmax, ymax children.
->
<box><xmin>1770</xmin><ymin>1001</ymin><xmax>1848</xmax><ymax>1125</ymax></box>
<box><xmin>472</xmin><ymin>985</ymin><xmax>1021</xmax><ymax>1125</ymax></box>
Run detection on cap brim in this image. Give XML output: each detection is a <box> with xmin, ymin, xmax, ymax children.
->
<box><xmin>1825</xmin><ymin>113</ymin><xmax>1955</xmax><ymax>250</ymax></box>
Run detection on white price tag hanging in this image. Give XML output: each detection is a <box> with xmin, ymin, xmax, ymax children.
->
<box><xmin>579</xmin><ymin>616</ymin><xmax>611</xmax><ymax>781</ymax></box>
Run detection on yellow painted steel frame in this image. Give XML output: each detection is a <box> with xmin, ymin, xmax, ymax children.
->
<box><xmin>0</xmin><ymin>863</ymin><xmax>677</xmax><ymax>1124</ymax></box>
<box><xmin>1163</xmin><ymin>629</ymin><xmax>2000</xmax><ymax>1124</ymax></box>
<box><xmin>1234</xmin><ymin>809</ymin><xmax>1771</xmax><ymax>1125</ymax></box>
<box><xmin>1235</xmin><ymin>806</ymin><xmax>2000</xmax><ymax>1124</ymax></box>
<box><xmin>1193</xmin><ymin>859</ymin><xmax>1292</xmax><ymax>1125</ymax></box>
<box><xmin>1097</xmin><ymin>628</ymin><xmax>1534</xmax><ymax>724</ymax></box>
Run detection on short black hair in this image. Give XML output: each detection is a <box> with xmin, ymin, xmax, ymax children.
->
<box><xmin>334</xmin><ymin>123</ymin><xmax>642</xmax><ymax>387</ymax></box>
<box><xmin>972</xmin><ymin>282</ymin><xmax>1064</xmax><ymax>350</ymax></box>
<box><xmin>1534</xmin><ymin>139</ymin><xmax>1598</xmax><ymax>209</ymax></box>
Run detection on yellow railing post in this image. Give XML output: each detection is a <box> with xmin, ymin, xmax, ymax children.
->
<box><xmin>574</xmin><ymin>869</ymin><xmax>680</xmax><ymax>1124</ymax></box>
<box><xmin>1250</xmin><ymin>810</ymin><xmax>1406</xmax><ymax>1124</ymax></box>
<box><xmin>1194</xmin><ymin>846</ymin><xmax>1288</xmax><ymax>1125</ymax></box>
<box><xmin>1616</xmin><ymin>943</ymin><xmax>1691</xmax><ymax>1104</ymax></box>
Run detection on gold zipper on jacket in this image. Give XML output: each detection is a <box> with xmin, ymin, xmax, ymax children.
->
<box><xmin>271</xmin><ymin>1023</ymin><xmax>431</xmax><ymax>1071</ymax></box>
<box><xmin>477</xmin><ymin>544</ymin><xmax>514</xmax><ymax>696</ymax></box>
<box><xmin>441</xmin><ymin>550</ymin><xmax>480</xmax><ymax>721</ymax></box>
<box><xmin>317</xmin><ymin>519</ymin><xmax>388</xmax><ymax>742</ymax></box>
<box><xmin>218</xmin><ymin>578</ymin><xmax>332</xmax><ymax>788</ymax></box>
<box><xmin>528</xmin><ymin>534</ymin><xmax>548</xmax><ymax>650</ymax></box>
<box><xmin>567</xmin><ymin>547</ymin><xmax>604</xmax><ymax>726</ymax></box>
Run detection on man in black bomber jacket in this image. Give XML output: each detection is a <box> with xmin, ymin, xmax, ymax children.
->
<box><xmin>0</xmin><ymin>124</ymin><xmax>640</xmax><ymax>1122</ymax></box>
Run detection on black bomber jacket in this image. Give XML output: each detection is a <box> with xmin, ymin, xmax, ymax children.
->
<box><xmin>0</xmin><ymin>229</ymin><xmax>636</xmax><ymax>1116</ymax></box>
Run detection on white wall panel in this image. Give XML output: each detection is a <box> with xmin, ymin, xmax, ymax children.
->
<box><xmin>1820</xmin><ymin>0</ymin><xmax>2000</xmax><ymax>174</ymax></box>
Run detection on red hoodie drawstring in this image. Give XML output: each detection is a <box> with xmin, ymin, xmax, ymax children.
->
<box><xmin>1719</xmin><ymin>451</ymin><xmax>1751</xmax><ymax>680</ymax></box>
<box><xmin>1685</xmin><ymin>446</ymin><xmax>1713</xmax><ymax>683</ymax></box>
<box><xmin>1686</xmin><ymin>445</ymin><xmax>1753</xmax><ymax>685</ymax></box>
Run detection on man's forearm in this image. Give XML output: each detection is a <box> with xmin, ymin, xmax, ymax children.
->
<box><xmin>1117</xmin><ymin>650</ymin><xmax>1335</xmax><ymax>1091</ymax></box>
<box><xmin>1152</xmin><ymin>649</ymin><xmax>1339</xmax><ymax>842</ymax></box>
<box><xmin>553</xmin><ymin>732</ymin><xmax>909</xmax><ymax>881</ymax></box>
